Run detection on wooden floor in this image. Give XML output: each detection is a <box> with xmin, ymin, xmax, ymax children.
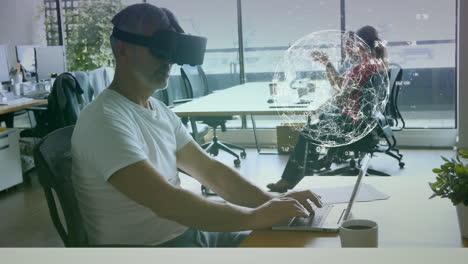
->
<box><xmin>0</xmin><ymin>148</ymin><xmax>454</xmax><ymax>247</ymax></box>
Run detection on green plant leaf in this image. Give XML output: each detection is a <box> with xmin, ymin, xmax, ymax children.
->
<box><xmin>455</xmin><ymin>165</ymin><xmax>465</xmax><ymax>175</ymax></box>
<box><xmin>432</xmin><ymin>168</ymin><xmax>442</xmax><ymax>173</ymax></box>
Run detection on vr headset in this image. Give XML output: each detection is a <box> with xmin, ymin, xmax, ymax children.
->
<box><xmin>111</xmin><ymin>27</ymin><xmax>207</xmax><ymax>66</ymax></box>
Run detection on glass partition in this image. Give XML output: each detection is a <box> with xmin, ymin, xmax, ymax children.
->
<box><xmin>346</xmin><ymin>0</ymin><xmax>456</xmax><ymax>128</ymax></box>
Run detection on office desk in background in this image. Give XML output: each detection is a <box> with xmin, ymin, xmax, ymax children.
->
<box><xmin>239</xmin><ymin>175</ymin><xmax>468</xmax><ymax>248</ymax></box>
<box><xmin>172</xmin><ymin>81</ymin><xmax>324</xmax><ymax>152</ymax></box>
<box><xmin>0</xmin><ymin>98</ymin><xmax>47</xmax><ymax>116</ymax></box>
<box><xmin>0</xmin><ymin>98</ymin><xmax>47</xmax><ymax>128</ymax></box>
<box><xmin>172</xmin><ymin>81</ymin><xmax>323</xmax><ymax>116</ymax></box>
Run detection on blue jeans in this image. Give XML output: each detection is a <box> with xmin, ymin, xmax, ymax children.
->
<box><xmin>157</xmin><ymin>229</ymin><xmax>250</xmax><ymax>247</ymax></box>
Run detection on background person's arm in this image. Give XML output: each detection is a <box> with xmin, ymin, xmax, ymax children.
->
<box><xmin>311</xmin><ymin>51</ymin><xmax>343</xmax><ymax>90</ymax></box>
<box><xmin>108</xmin><ymin>159</ymin><xmax>309</xmax><ymax>232</ymax></box>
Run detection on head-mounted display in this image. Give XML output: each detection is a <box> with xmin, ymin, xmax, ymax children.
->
<box><xmin>111</xmin><ymin>27</ymin><xmax>207</xmax><ymax>66</ymax></box>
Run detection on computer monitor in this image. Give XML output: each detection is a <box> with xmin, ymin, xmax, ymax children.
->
<box><xmin>16</xmin><ymin>45</ymin><xmax>37</xmax><ymax>72</ymax></box>
<box><xmin>35</xmin><ymin>46</ymin><xmax>67</xmax><ymax>80</ymax></box>
<box><xmin>0</xmin><ymin>45</ymin><xmax>9</xmax><ymax>83</ymax></box>
<box><xmin>15</xmin><ymin>45</ymin><xmax>38</xmax><ymax>81</ymax></box>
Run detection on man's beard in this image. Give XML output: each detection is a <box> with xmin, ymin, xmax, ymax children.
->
<box><xmin>134</xmin><ymin>68</ymin><xmax>170</xmax><ymax>92</ymax></box>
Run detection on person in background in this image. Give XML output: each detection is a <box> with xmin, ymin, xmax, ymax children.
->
<box><xmin>267</xmin><ymin>26</ymin><xmax>388</xmax><ymax>193</ymax></box>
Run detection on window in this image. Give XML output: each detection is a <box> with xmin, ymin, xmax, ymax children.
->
<box><xmin>41</xmin><ymin>0</ymin><xmax>458</xmax><ymax>132</ymax></box>
<box><xmin>148</xmin><ymin>0</ymin><xmax>240</xmax><ymax>88</ymax></box>
<box><xmin>240</xmin><ymin>0</ymin><xmax>342</xmax><ymax>128</ymax></box>
<box><xmin>41</xmin><ymin>0</ymin><xmax>137</xmax><ymax>71</ymax></box>
<box><xmin>346</xmin><ymin>0</ymin><xmax>457</xmax><ymax>128</ymax></box>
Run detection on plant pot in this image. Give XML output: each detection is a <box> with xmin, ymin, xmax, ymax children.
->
<box><xmin>456</xmin><ymin>204</ymin><xmax>468</xmax><ymax>238</ymax></box>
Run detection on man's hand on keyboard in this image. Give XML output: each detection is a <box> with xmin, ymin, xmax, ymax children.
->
<box><xmin>279</xmin><ymin>190</ymin><xmax>324</xmax><ymax>216</ymax></box>
<box><xmin>251</xmin><ymin>197</ymin><xmax>309</xmax><ymax>228</ymax></box>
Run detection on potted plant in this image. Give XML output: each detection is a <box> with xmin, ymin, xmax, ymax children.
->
<box><xmin>429</xmin><ymin>150</ymin><xmax>468</xmax><ymax>238</ymax></box>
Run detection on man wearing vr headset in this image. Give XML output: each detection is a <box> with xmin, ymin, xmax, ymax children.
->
<box><xmin>71</xmin><ymin>3</ymin><xmax>323</xmax><ymax>247</ymax></box>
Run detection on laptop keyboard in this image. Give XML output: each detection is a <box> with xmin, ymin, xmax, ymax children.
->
<box><xmin>290</xmin><ymin>204</ymin><xmax>333</xmax><ymax>227</ymax></box>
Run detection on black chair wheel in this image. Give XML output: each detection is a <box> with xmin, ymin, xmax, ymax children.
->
<box><xmin>211</xmin><ymin>148</ymin><xmax>219</xmax><ymax>156</ymax></box>
<box><xmin>399</xmin><ymin>162</ymin><xmax>405</xmax><ymax>168</ymax></box>
<box><xmin>240</xmin><ymin>151</ymin><xmax>247</xmax><ymax>159</ymax></box>
<box><xmin>234</xmin><ymin>159</ymin><xmax>241</xmax><ymax>167</ymax></box>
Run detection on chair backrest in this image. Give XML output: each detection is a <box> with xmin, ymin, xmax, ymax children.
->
<box><xmin>153</xmin><ymin>88</ymin><xmax>170</xmax><ymax>106</ymax></box>
<box><xmin>33</xmin><ymin>125</ymin><xmax>89</xmax><ymax>247</ymax></box>
<box><xmin>180</xmin><ymin>65</ymin><xmax>209</xmax><ymax>99</ymax></box>
<box><xmin>86</xmin><ymin>67</ymin><xmax>115</xmax><ymax>97</ymax></box>
<box><xmin>361</xmin><ymin>72</ymin><xmax>387</xmax><ymax>122</ymax></box>
<box><xmin>72</xmin><ymin>71</ymin><xmax>94</xmax><ymax>103</ymax></box>
<box><xmin>386</xmin><ymin>63</ymin><xmax>405</xmax><ymax>128</ymax></box>
<box><xmin>46</xmin><ymin>72</ymin><xmax>92</xmax><ymax>134</ymax></box>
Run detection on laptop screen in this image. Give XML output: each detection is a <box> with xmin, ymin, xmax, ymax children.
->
<box><xmin>341</xmin><ymin>153</ymin><xmax>371</xmax><ymax>221</ymax></box>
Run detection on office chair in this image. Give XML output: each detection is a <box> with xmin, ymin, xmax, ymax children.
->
<box><xmin>33</xmin><ymin>126</ymin><xmax>89</xmax><ymax>247</ymax></box>
<box><xmin>20</xmin><ymin>72</ymin><xmax>93</xmax><ymax>139</ymax></box>
<box><xmin>155</xmin><ymin>85</ymin><xmax>209</xmax><ymax>144</ymax></box>
<box><xmin>34</xmin><ymin>126</ymin><xmax>149</xmax><ymax>247</ymax></box>
<box><xmin>306</xmin><ymin>73</ymin><xmax>404</xmax><ymax>176</ymax></box>
<box><xmin>385</xmin><ymin>63</ymin><xmax>405</xmax><ymax>131</ymax></box>
<box><xmin>180</xmin><ymin>65</ymin><xmax>246</xmax><ymax>167</ymax></box>
<box><xmin>318</xmin><ymin>112</ymin><xmax>401</xmax><ymax>176</ymax></box>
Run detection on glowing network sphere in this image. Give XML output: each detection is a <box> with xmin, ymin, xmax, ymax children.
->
<box><xmin>271</xmin><ymin>30</ymin><xmax>389</xmax><ymax>148</ymax></box>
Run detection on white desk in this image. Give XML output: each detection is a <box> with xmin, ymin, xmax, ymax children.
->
<box><xmin>172</xmin><ymin>82</ymin><xmax>324</xmax><ymax>152</ymax></box>
<box><xmin>240</xmin><ymin>175</ymin><xmax>468</xmax><ymax>247</ymax></box>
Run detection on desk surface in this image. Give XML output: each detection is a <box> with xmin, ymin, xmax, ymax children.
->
<box><xmin>0</xmin><ymin>99</ymin><xmax>47</xmax><ymax>115</ymax></box>
<box><xmin>239</xmin><ymin>176</ymin><xmax>468</xmax><ymax>248</ymax></box>
<box><xmin>172</xmin><ymin>82</ymin><xmax>325</xmax><ymax>117</ymax></box>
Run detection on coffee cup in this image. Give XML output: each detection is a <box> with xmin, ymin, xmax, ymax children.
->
<box><xmin>339</xmin><ymin>219</ymin><xmax>378</xmax><ymax>247</ymax></box>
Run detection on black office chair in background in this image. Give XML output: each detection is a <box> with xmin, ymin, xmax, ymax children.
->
<box><xmin>313</xmin><ymin>72</ymin><xmax>404</xmax><ymax>176</ymax></box>
<box><xmin>180</xmin><ymin>65</ymin><xmax>246</xmax><ymax>167</ymax></box>
<box><xmin>20</xmin><ymin>72</ymin><xmax>93</xmax><ymax>139</ymax></box>
<box><xmin>386</xmin><ymin>63</ymin><xmax>406</xmax><ymax>131</ymax></box>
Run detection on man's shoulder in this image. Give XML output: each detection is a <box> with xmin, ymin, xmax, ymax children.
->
<box><xmin>76</xmin><ymin>91</ymin><xmax>134</xmax><ymax>133</ymax></box>
<box><xmin>84</xmin><ymin>90</ymin><xmax>131</xmax><ymax>116</ymax></box>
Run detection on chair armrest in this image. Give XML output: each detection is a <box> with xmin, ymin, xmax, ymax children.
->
<box><xmin>374</xmin><ymin>111</ymin><xmax>387</xmax><ymax>126</ymax></box>
<box><xmin>173</xmin><ymin>99</ymin><xmax>193</xmax><ymax>105</ymax></box>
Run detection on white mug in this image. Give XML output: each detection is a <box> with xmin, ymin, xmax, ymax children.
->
<box><xmin>13</xmin><ymin>73</ymin><xmax>22</xmax><ymax>84</ymax></box>
<box><xmin>13</xmin><ymin>83</ymin><xmax>21</xmax><ymax>96</ymax></box>
<box><xmin>339</xmin><ymin>219</ymin><xmax>378</xmax><ymax>248</ymax></box>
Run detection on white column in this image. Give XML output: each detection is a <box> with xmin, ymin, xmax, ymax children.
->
<box><xmin>458</xmin><ymin>0</ymin><xmax>468</xmax><ymax>149</ymax></box>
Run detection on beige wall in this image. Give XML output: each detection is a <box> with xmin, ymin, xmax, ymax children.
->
<box><xmin>0</xmin><ymin>0</ymin><xmax>46</xmax><ymax>68</ymax></box>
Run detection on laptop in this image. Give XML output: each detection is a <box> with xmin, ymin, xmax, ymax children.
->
<box><xmin>272</xmin><ymin>153</ymin><xmax>371</xmax><ymax>232</ymax></box>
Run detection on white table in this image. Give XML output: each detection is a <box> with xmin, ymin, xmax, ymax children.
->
<box><xmin>172</xmin><ymin>81</ymin><xmax>324</xmax><ymax>152</ymax></box>
<box><xmin>240</xmin><ymin>175</ymin><xmax>468</xmax><ymax>247</ymax></box>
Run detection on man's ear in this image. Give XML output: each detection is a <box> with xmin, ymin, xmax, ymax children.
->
<box><xmin>115</xmin><ymin>40</ymin><xmax>130</xmax><ymax>63</ymax></box>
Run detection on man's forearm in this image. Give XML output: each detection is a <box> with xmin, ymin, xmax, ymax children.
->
<box><xmin>200</xmin><ymin>159</ymin><xmax>273</xmax><ymax>208</ymax></box>
<box><xmin>151</xmin><ymin>186</ymin><xmax>256</xmax><ymax>232</ymax></box>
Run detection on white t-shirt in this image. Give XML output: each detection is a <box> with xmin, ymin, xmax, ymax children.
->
<box><xmin>71</xmin><ymin>89</ymin><xmax>193</xmax><ymax>245</ymax></box>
